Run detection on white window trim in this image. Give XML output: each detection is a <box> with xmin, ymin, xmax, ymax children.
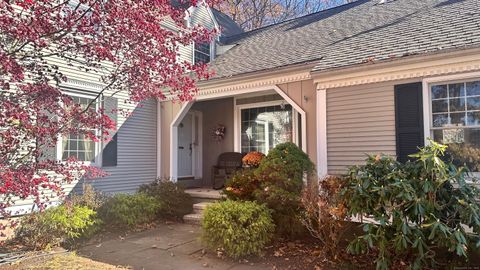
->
<box><xmin>234</xmin><ymin>100</ymin><xmax>298</xmax><ymax>154</ymax></box>
<box><xmin>422</xmin><ymin>71</ymin><xmax>480</xmax><ymax>177</ymax></box>
<box><xmin>192</xmin><ymin>40</ymin><xmax>214</xmax><ymax>65</ymax></box>
<box><xmin>56</xmin><ymin>91</ymin><xmax>102</xmax><ymax>167</ymax></box>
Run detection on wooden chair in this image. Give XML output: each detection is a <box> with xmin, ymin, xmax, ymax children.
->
<box><xmin>211</xmin><ymin>152</ymin><xmax>243</xmax><ymax>190</ymax></box>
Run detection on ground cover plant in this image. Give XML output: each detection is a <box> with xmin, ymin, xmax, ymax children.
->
<box><xmin>341</xmin><ymin>141</ymin><xmax>480</xmax><ymax>270</ymax></box>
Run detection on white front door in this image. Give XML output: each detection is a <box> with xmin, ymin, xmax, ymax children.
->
<box><xmin>178</xmin><ymin>112</ymin><xmax>194</xmax><ymax>178</ymax></box>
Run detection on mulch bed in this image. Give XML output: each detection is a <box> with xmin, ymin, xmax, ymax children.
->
<box><xmin>258</xmin><ymin>238</ymin><xmax>374</xmax><ymax>270</ymax></box>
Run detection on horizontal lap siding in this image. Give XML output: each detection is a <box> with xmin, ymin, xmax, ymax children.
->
<box><xmin>78</xmin><ymin>99</ymin><xmax>157</xmax><ymax>194</ymax></box>
<box><xmin>327</xmin><ymin>84</ymin><xmax>396</xmax><ymax>175</ymax></box>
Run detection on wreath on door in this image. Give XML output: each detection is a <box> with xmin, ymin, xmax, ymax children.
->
<box><xmin>212</xmin><ymin>125</ymin><xmax>226</xmax><ymax>143</ymax></box>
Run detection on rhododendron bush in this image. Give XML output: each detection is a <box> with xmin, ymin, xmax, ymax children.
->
<box><xmin>0</xmin><ymin>0</ymin><xmax>215</xmax><ymax>230</ymax></box>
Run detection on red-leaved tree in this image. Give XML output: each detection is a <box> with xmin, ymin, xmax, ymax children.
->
<box><xmin>0</xmin><ymin>0</ymin><xmax>216</xmax><ymax>231</ymax></box>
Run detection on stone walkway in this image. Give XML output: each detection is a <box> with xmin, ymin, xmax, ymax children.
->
<box><xmin>79</xmin><ymin>223</ymin><xmax>272</xmax><ymax>270</ymax></box>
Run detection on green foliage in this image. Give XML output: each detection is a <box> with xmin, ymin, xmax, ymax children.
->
<box><xmin>201</xmin><ymin>200</ymin><xmax>275</xmax><ymax>259</ymax></box>
<box><xmin>447</xmin><ymin>143</ymin><xmax>480</xmax><ymax>172</ymax></box>
<box><xmin>254</xmin><ymin>142</ymin><xmax>314</xmax><ymax>237</ymax></box>
<box><xmin>223</xmin><ymin>142</ymin><xmax>314</xmax><ymax>237</ymax></box>
<box><xmin>69</xmin><ymin>183</ymin><xmax>106</xmax><ymax>210</ymax></box>
<box><xmin>15</xmin><ymin>205</ymin><xmax>97</xmax><ymax>250</ymax></box>
<box><xmin>98</xmin><ymin>193</ymin><xmax>161</xmax><ymax>228</ymax></box>
<box><xmin>224</xmin><ymin>169</ymin><xmax>258</xmax><ymax>201</ymax></box>
<box><xmin>341</xmin><ymin>140</ymin><xmax>480</xmax><ymax>270</ymax></box>
<box><xmin>257</xmin><ymin>142</ymin><xmax>315</xmax><ymax>189</ymax></box>
<box><xmin>138</xmin><ymin>179</ymin><xmax>193</xmax><ymax>219</ymax></box>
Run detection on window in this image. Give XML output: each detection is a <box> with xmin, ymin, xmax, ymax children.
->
<box><xmin>240</xmin><ymin>103</ymin><xmax>293</xmax><ymax>154</ymax></box>
<box><xmin>430</xmin><ymin>80</ymin><xmax>480</xmax><ymax>171</ymax></box>
<box><xmin>61</xmin><ymin>96</ymin><xmax>99</xmax><ymax>163</ymax></box>
<box><xmin>194</xmin><ymin>42</ymin><xmax>211</xmax><ymax>64</ymax></box>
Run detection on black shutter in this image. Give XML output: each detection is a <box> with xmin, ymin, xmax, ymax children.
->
<box><xmin>102</xmin><ymin>133</ymin><xmax>118</xmax><ymax>167</ymax></box>
<box><xmin>102</xmin><ymin>96</ymin><xmax>118</xmax><ymax>167</ymax></box>
<box><xmin>394</xmin><ymin>82</ymin><xmax>424</xmax><ymax>163</ymax></box>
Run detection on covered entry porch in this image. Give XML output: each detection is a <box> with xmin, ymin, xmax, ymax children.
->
<box><xmin>162</xmin><ymin>85</ymin><xmax>310</xmax><ymax>188</ymax></box>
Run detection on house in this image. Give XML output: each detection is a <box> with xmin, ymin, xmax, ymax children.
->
<box><xmin>158</xmin><ymin>0</ymin><xmax>480</xmax><ymax>188</ymax></box>
<box><xmin>9</xmin><ymin>0</ymin><xmax>480</xmax><ymax>214</ymax></box>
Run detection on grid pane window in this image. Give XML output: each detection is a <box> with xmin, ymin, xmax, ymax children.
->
<box><xmin>194</xmin><ymin>42</ymin><xmax>210</xmax><ymax>64</ymax></box>
<box><xmin>62</xmin><ymin>96</ymin><xmax>97</xmax><ymax>162</ymax></box>
<box><xmin>431</xmin><ymin>80</ymin><xmax>480</xmax><ymax>171</ymax></box>
<box><xmin>240</xmin><ymin>104</ymin><xmax>293</xmax><ymax>154</ymax></box>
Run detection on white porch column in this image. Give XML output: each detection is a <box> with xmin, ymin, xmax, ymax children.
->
<box><xmin>156</xmin><ymin>99</ymin><xmax>162</xmax><ymax>178</ymax></box>
<box><xmin>316</xmin><ymin>88</ymin><xmax>328</xmax><ymax>178</ymax></box>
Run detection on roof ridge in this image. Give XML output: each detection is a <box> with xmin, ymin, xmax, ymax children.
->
<box><xmin>223</xmin><ymin>0</ymin><xmax>366</xmax><ymax>39</ymax></box>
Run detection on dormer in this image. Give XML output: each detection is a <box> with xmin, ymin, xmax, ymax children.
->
<box><xmin>185</xmin><ymin>2</ymin><xmax>243</xmax><ymax>63</ymax></box>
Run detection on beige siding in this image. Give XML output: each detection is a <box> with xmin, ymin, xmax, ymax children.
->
<box><xmin>278</xmin><ymin>80</ymin><xmax>317</xmax><ymax>166</ymax></box>
<box><xmin>192</xmin><ymin>98</ymin><xmax>234</xmax><ymax>186</ymax></box>
<box><xmin>326</xmin><ymin>83</ymin><xmax>396</xmax><ymax>175</ymax></box>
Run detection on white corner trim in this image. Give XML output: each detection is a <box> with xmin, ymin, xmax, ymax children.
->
<box><xmin>421</xmin><ymin>71</ymin><xmax>480</xmax><ymax>146</ymax></box>
<box><xmin>316</xmin><ymin>88</ymin><xmax>328</xmax><ymax>178</ymax></box>
<box><xmin>156</xmin><ymin>99</ymin><xmax>162</xmax><ymax>178</ymax></box>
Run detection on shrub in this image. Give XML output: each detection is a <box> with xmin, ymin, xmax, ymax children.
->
<box><xmin>69</xmin><ymin>183</ymin><xmax>106</xmax><ymax>210</ymax></box>
<box><xmin>224</xmin><ymin>169</ymin><xmax>258</xmax><ymax>201</ymax></box>
<box><xmin>15</xmin><ymin>205</ymin><xmax>97</xmax><ymax>250</ymax></box>
<box><xmin>301</xmin><ymin>176</ymin><xmax>350</xmax><ymax>256</ymax></box>
<box><xmin>201</xmin><ymin>200</ymin><xmax>274</xmax><ymax>259</ymax></box>
<box><xmin>138</xmin><ymin>179</ymin><xmax>193</xmax><ymax>219</ymax></box>
<box><xmin>341</xmin><ymin>141</ymin><xmax>480</xmax><ymax>270</ymax></box>
<box><xmin>98</xmin><ymin>193</ymin><xmax>161</xmax><ymax>228</ymax></box>
<box><xmin>254</xmin><ymin>142</ymin><xmax>315</xmax><ymax>237</ymax></box>
<box><xmin>446</xmin><ymin>143</ymin><xmax>480</xmax><ymax>171</ymax></box>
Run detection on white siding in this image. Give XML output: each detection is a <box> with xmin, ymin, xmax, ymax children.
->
<box><xmin>76</xmin><ymin>99</ymin><xmax>157</xmax><ymax>194</ymax></box>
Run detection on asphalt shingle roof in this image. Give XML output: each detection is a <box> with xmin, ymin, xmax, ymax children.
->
<box><xmin>209</xmin><ymin>0</ymin><xmax>480</xmax><ymax>79</ymax></box>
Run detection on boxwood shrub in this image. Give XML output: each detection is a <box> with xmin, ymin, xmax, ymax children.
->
<box><xmin>98</xmin><ymin>193</ymin><xmax>162</xmax><ymax>228</ymax></box>
<box><xmin>201</xmin><ymin>200</ymin><xmax>274</xmax><ymax>259</ymax></box>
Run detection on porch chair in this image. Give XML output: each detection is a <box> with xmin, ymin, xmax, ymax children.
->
<box><xmin>211</xmin><ymin>152</ymin><xmax>243</xmax><ymax>190</ymax></box>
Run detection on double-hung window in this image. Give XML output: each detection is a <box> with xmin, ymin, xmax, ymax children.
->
<box><xmin>194</xmin><ymin>42</ymin><xmax>211</xmax><ymax>64</ymax></box>
<box><xmin>60</xmin><ymin>95</ymin><xmax>99</xmax><ymax>164</ymax></box>
<box><xmin>429</xmin><ymin>79</ymin><xmax>480</xmax><ymax>171</ymax></box>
